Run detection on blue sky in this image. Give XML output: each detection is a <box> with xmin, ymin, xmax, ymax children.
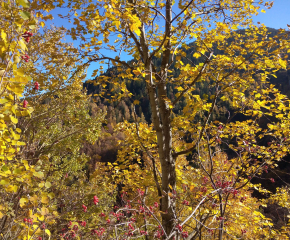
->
<box><xmin>46</xmin><ymin>0</ymin><xmax>290</xmax><ymax>79</ymax></box>
<box><xmin>252</xmin><ymin>1</ymin><xmax>290</xmax><ymax>30</ymax></box>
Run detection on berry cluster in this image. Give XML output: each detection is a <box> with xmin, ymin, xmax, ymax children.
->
<box><xmin>78</xmin><ymin>220</ymin><xmax>86</xmax><ymax>227</ymax></box>
<box><xmin>22</xmin><ymin>31</ymin><xmax>33</xmax><ymax>43</ymax></box>
<box><xmin>140</xmin><ymin>230</ymin><xmax>147</xmax><ymax>235</ymax></box>
<box><xmin>23</xmin><ymin>100</ymin><xmax>28</xmax><ymax>108</ymax></box>
<box><xmin>23</xmin><ymin>218</ymin><xmax>33</xmax><ymax>224</ymax></box>
<box><xmin>93</xmin><ymin>195</ymin><xmax>99</xmax><ymax>205</ymax></box>
<box><xmin>91</xmin><ymin>227</ymin><xmax>105</xmax><ymax>237</ymax></box>
<box><xmin>176</xmin><ymin>224</ymin><xmax>182</xmax><ymax>232</ymax></box>
<box><xmin>182</xmin><ymin>200</ymin><xmax>189</xmax><ymax>206</ymax></box>
<box><xmin>73</xmin><ymin>225</ymin><xmax>78</xmax><ymax>231</ymax></box>
<box><xmin>21</xmin><ymin>54</ymin><xmax>30</xmax><ymax>62</ymax></box>
<box><xmin>155</xmin><ymin>229</ymin><xmax>164</xmax><ymax>238</ymax></box>
<box><xmin>34</xmin><ymin>81</ymin><xmax>39</xmax><ymax>90</ymax></box>
<box><xmin>181</xmin><ymin>231</ymin><xmax>188</xmax><ymax>238</ymax></box>
<box><xmin>99</xmin><ymin>212</ymin><xmax>106</xmax><ymax>217</ymax></box>
<box><xmin>82</xmin><ymin>204</ymin><xmax>87</xmax><ymax>212</ymax></box>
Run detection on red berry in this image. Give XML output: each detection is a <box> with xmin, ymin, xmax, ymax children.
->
<box><xmin>34</xmin><ymin>83</ymin><xmax>39</xmax><ymax>90</ymax></box>
<box><xmin>23</xmin><ymin>100</ymin><xmax>28</xmax><ymax>108</ymax></box>
<box><xmin>181</xmin><ymin>231</ymin><xmax>188</xmax><ymax>238</ymax></box>
<box><xmin>73</xmin><ymin>225</ymin><xmax>78</xmax><ymax>231</ymax></box>
<box><xmin>93</xmin><ymin>196</ymin><xmax>99</xmax><ymax>205</ymax></box>
<box><xmin>99</xmin><ymin>213</ymin><xmax>105</xmax><ymax>217</ymax></box>
<box><xmin>82</xmin><ymin>204</ymin><xmax>87</xmax><ymax>212</ymax></box>
<box><xmin>176</xmin><ymin>224</ymin><xmax>182</xmax><ymax>232</ymax></box>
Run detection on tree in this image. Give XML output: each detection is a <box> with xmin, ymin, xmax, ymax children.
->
<box><xmin>57</xmin><ymin>0</ymin><xmax>290</xmax><ymax>238</ymax></box>
<box><xmin>0</xmin><ymin>2</ymin><xmax>115</xmax><ymax>239</ymax></box>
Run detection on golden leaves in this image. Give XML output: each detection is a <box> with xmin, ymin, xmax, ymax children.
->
<box><xmin>20</xmin><ymin>198</ymin><xmax>28</xmax><ymax>207</ymax></box>
<box><xmin>41</xmin><ymin>195</ymin><xmax>49</xmax><ymax>204</ymax></box>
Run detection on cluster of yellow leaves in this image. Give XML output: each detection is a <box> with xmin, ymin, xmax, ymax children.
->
<box><xmin>0</xmin><ymin>1</ymin><xmax>118</xmax><ymax>239</ymax></box>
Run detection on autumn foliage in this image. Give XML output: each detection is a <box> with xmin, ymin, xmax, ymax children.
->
<box><xmin>1</xmin><ymin>0</ymin><xmax>290</xmax><ymax>239</ymax></box>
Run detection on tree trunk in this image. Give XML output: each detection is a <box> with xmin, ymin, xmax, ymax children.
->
<box><xmin>146</xmin><ymin>65</ymin><xmax>177</xmax><ymax>237</ymax></box>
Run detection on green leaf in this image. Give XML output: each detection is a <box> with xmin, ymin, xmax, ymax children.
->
<box><xmin>13</xmin><ymin>168</ymin><xmax>22</xmax><ymax>174</ymax></box>
<box><xmin>20</xmin><ymin>11</ymin><xmax>30</xmax><ymax>20</ymax></box>
<box><xmin>1</xmin><ymin>165</ymin><xmax>8</xmax><ymax>172</ymax></box>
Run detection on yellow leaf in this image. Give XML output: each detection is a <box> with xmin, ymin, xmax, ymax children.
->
<box><xmin>45</xmin><ymin>181</ymin><xmax>51</xmax><ymax>188</ymax></box>
<box><xmin>132</xmin><ymin>69</ymin><xmax>141</xmax><ymax>76</ymax></box>
<box><xmin>0</xmin><ymin>31</ymin><xmax>7</xmax><ymax>43</ymax></box>
<box><xmin>41</xmin><ymin>196</ymin><xmax>49</xmax><ymax>204</ymax></box>
<box><xmin>189</xmin><ymin>185</ymin><xmax>195</xmax><ymax>192</ymax></box>
<box><xmin>29</xmin><ymin>195</ymin><xmax>38</xmax><ymax>205</ymax></box>
<box><xmin>33</xmin><ymin>171</ymin><xmax>44</xmax><ymax>178</ymax></box>
<box><xmin>14</xmin><ymin>68</ymin><xmax>25</xmax><ymax>77</ymax></box>
<box><xmin>20</xmin><ymin>197</ymin><xmax>28</xmax><ymax>207</ymax></box>
<box><xmin>9</xmin><ymin>115</ymin><xmax>18</xmax><ymax>124</ymax></box>
<box><xmin>279</xmin><ymin>58</ymin><xmax>287</xmax><ymax>69</ymax></box>
<box><xmin>45</xmin><ymin>229</ymin><xmax>51</xmax><ymax>238</ymax></box>
<box><xmin>6</xmin><ymin>185</ymin><xmax>18</xmax><ymax>192</ymax></box>
<box><xmin>40</xmin><ymin>207</ymin><xmax>49</xmax><ymax>216</ymax></box>
<box><xmin>36</xmin><ymin>214</ymin><xmax>44</xmax><ymax>221</ymax></box>
<box><xmin>16</xmin><ymin>141</ymin><xmax>25</xmax><ymax>146</ymax></box>
<box><xmin>193</xmin><ymin>52</ymin><xmax>201</xmax><ymax>58</ymax></box>
<box><xmin>19</xmin><ymin>39</ymin><xmax>27</xmax><ymax>51</ymax></box>
<box><xmin>133</xmin><ymin>100</ymin><xmax>139</xmax><ymax>105</ymax></box>
<box><xmin>17</xmin><ymin>0</ymin><xmax>30</xmax><ymax>8</ymax></box>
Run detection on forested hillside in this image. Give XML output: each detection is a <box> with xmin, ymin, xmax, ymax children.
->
<box><xmin>82</xmin><ymin>28</ymin><xmax>290</xmax><ymax>171</ymax></box>
<box><xmin>84</xmin><ymin>28</ymin><xmax>290</xmax><ymax>125</ymax></box>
